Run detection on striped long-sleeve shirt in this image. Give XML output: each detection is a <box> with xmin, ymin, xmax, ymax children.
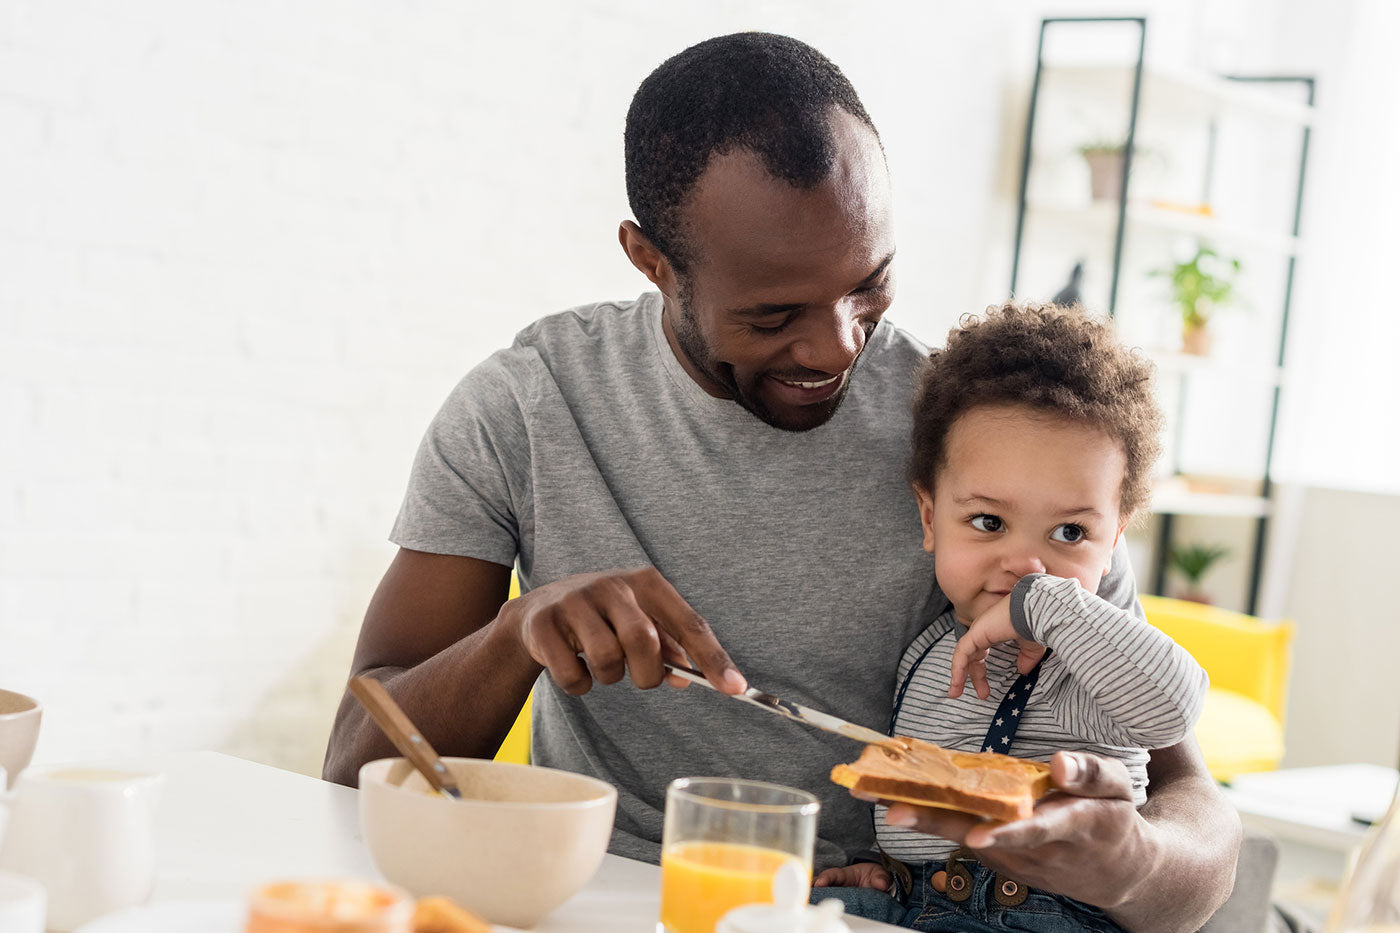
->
<box><xmin>875</xmin><ymin>573</ymin><xmax>1208</xmax><ymax>864</ymax></box>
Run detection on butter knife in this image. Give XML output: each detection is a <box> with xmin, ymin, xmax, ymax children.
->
<box><xmin>663</xmin><ymin>662</ymin><xmax>898</xmax><ymax>748</ymax></box>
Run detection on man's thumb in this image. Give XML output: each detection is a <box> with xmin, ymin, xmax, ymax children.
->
<box><xmin>1051</xmin><ymin>751</ymin><xmax>1133</xmax><ymax>800</ymax></box>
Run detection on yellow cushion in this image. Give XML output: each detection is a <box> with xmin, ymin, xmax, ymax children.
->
<box><xmin>493</xmin><ymin>571</ymin><xmax>532</xmax><ymax>765</ymax></box>
<box><xmin>1196</xmin><ymin>687</ymin><xmax>1285</xmax><ymax>782</ymax></box>
<box><xmin>1139</xmin><ymin>595</ymin><xmax>1295</xmax><ymax>722</ymax></box>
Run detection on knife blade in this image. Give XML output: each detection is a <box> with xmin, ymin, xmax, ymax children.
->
<box><xmin>662</xmin><ymin>662</ymin><xmax>898</xmax><ymax>748</ymax></box>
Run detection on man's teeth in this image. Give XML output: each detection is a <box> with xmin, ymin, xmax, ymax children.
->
<box><xmin>779</xmin><ymin>374</ymin><xmax>839</xmax><ymax>389</ymax></box>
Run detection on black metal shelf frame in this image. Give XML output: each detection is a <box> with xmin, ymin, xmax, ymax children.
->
<box><xmin>1008</xmin><ymin>17</ymin><xmax>1314</xmax><ymax>615</ymax></box>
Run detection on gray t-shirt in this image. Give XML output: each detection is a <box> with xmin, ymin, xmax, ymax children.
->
<box><xmin>391</xmin><ymin>291</ymin><xmax>1140</xmax><ymax>870</ymax></box>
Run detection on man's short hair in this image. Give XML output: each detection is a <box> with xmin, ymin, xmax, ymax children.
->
<box><xmin>908</xmin><ymin>302</ymin><xmax>1164</xmax><ymax>516</ymax></box>
<box><xmin>624</xmin><ymin>32</ymin><xmax>878</xmax><ymax>273</ymax></box>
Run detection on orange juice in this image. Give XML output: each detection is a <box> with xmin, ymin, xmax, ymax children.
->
<box><xmin>659</xmin><ymin>841</ymin><xmax>806</xmax><ymax>933</ymax></box>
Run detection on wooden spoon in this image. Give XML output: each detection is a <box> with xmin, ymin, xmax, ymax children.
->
<box><xmin>349</xmin><ymin>675</ymin><xmax>462</xmax><ymax>799</ymax></box>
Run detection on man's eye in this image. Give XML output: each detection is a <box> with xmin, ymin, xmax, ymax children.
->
<box><xmin>1051</xmin><ymin>523</ymin><xmax>1086</xmax><ymax>543</ymax></box>
<box><xmin>748</xmin><ymin>320</ymin><xmax>790</xmax><ymax>334</ymax></box>
<box><xmin>970</xmin><ymin>515</ymin><xmax>1002</xmax><ymax>532</ymax></box>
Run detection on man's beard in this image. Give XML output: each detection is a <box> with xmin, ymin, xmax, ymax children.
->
<box><xmin>672</xmin><ymin>295</ymin><xmax>862</xmax><ymax>433</ymax></box>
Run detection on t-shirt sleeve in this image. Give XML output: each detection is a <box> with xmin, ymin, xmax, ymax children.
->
<box><xmin>1094</xmin><ymin>535</ymin><xmax>1147</xmax><ymax>622</ymax></box>
<box><xmin>388</xmin><ymin>349</ymin><xmax>536</xmax><ymax>566</ymax></box>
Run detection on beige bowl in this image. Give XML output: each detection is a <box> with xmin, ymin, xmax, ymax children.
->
<box><xmin>358</xmin><ymin>757</ymin><xmax>616</xmax><ymax>929</ymax></box>
<box><xmin>0</xmin><ymin>690</ymin><xmax>41</xmax><ymax>791</ymax></box>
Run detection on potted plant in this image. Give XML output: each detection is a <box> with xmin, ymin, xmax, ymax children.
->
<box><xmin>1152</xmin><ymin>244</ymin><xmax>1242</xmax><ymax>356</ymax></box>
<box><xmin>1078</xmin><ymin>141</ymin><xmax>1128</xmax><ymax>202</ymax></box>
<box><xmin>1167</xmin><ymin>542</ymin><xmax>1230</xmax><ymax>604</ymax></box>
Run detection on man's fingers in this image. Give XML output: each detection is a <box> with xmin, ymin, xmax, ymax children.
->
<box><xmin>603</xmin><ymin>588</ymin><xmax>666</xmax><ymax>689</ymax></box>
<box><xmin>570</xmin><ymin>611</ymin><xmax>629</xmax><ymax>686</ymax></box>
<box><xmin>657</xmin><ymin>630</ymin><xmax>691</xmax><ymax>688</ymax></box>
<box><xmin>972</xmin><ymin>754</ymin><xmax>1136</xmax><ymax>851</ymax></box>
<box><xmin>633</xmin><ymin>569</ymin><xmax>745</xmax><ymax>693</ymax></box>
<box><xmin>1051</xmin><ymin>751</ymin><xmax>1134</xmax><ymax>800</ymax></box>
<box><xmin>884</xmin><ymin>803</ymin><xmax>979</xmax><ymax>843</ymax></box>
<box><xmin>530</xmin><ymin>617</ymin><xmax>595</xmax><ymax>695</ymax></box>
<box><xmin>970</xmin><ymin>813</ymin><xmax>1055</xmax><ymax>850</ymax></box>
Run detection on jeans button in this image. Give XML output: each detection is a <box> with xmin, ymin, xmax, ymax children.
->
<box><xmin>993</xmin><ymin>874</ymin><xmax>1029</xmax><ymax>907</ymax></box>
<box><xmin>945</xmin><ymin>861</ymin><xmax>974</xmax><ymax>903</ymax></box>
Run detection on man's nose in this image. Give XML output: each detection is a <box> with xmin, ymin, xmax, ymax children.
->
<box><xmin>791</xmin><ymin>302</ymin><xmax>866</xmax><ymax>374</ymax></box>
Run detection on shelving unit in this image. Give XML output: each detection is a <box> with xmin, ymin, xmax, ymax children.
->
<box><xmin>1009</xmin><ymin>17</ymin><xmax>1314</xmax><ymax>614</ymax></box>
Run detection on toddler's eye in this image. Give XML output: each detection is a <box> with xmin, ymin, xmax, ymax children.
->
<box><xmin>970</xmin><ymin>514</ymin><xmax>1002</xmax><ymax>532</ymax></box>
<box><xmin>1051</xmin><ymin>523</ymin><xmax>1086</xmax><ymax>543</ymax></box>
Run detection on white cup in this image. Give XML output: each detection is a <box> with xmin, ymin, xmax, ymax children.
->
<box><xmin>0</xmin><ymin>691</ymin><xmax>42</xmax><ymax>792</ymax></box>
<box><xmin>0</xmin><ymin>766</ymin><xmax>164</xmax><ymax>932</ymax></box>
<box><xmin>0</xmin><ymin>871</ymin><xmax>45</xmax><ymax>933</ymax></box>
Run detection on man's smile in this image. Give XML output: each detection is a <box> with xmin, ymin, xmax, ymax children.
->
<box><xmin>767</xmin><ymin>370</ymin><xmax>846</xmax><ymax>404</ymax></box>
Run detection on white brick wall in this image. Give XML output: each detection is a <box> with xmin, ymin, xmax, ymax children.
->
<box><xmin>3</xmin><ymin>0</ymin><xmax>1390</xmax><ymax>778</ymax></box>
<box><xmin>0</xmin><ymin>0</ymin><xmax>1030</xmax><ymax>775</ymax></box>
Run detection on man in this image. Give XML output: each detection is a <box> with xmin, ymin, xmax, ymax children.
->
<box><xmin>325</xmin><ymin>33</ymin><xmax>1239</xmax><ymax>932</ymax></box>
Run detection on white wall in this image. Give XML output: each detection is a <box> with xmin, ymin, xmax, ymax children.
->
<box><xmin>0</xmin><ymin>0</ymin><xmax>1394</xmax><ymax>776</ymax></box>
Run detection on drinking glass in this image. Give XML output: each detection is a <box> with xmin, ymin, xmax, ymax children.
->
<box><xmin>0</xmin><ymin>766</ymin><xmax>164</xmax><ymax>932</ymax></box>
<box><xmin>658</xmin><ymin>777</ymin><xmax>819</xmax><ymax>933</ymax></box>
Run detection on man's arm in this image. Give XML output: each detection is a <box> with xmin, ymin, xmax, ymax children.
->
<box><xmin>1111</xmin><ymin>737</ymin><xmax>1242</xmax><ymax>933</ymax></box>
<box><xmin>322</xmin><ymin>549</ymin><xmax>526</xmax><ymax>785</ymax></box>
<box><xmin>323</xmin><ymin>549</ymin><xmax>749</xmax><ymax>786</ymax></box>
<box><xmin>881</xmin><ymin>738</ymin><xmax>1240</xmax><ymax>933</ymax></box>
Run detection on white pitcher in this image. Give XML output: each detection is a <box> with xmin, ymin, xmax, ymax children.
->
<box><xmin>0</xmin><ymin>766</ymin><xmax>164</xmax><ymax>932</ymax></box>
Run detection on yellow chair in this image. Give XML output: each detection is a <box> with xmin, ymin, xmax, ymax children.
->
<box><xmin>493</xmin><ymin>573</ymin><xmax>533</xmax><ymax>765</ymax></box>
<box><xmin>1139</xmin><ymin>594</ymin><xmax>1295</xmax><ymax>782</ymax></box>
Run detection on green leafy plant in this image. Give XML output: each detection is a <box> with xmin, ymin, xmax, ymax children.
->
<box><xmin>1168</xmin><ymin>543</ymin><xmax>1231</xmax><ymax>586</ymax></box>
<box><xmin>1152</xmin><ymin>245</ymin><xmax>1242</xmax><ymax>329</ymax></box>
<box><xmin>1077</xmin><ymin>140</ymin><xmax>1126</xmax><ymax>157</ymax></box>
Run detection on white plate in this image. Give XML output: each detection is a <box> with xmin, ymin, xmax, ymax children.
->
<box><xmin>73</xmin><ymin>898</ymin><xmax>527</xmax><ymax>932</ymax></box>
<box><xmin>74</xmin><ymin>900</ymin><xmax>245</xmax><ymax>932</ymax></box>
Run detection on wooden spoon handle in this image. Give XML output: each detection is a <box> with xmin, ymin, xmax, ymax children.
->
<box><xmin>349</xmin><ymin>675</ymin><xmax>462</xmax><ymax>798</ymax></box>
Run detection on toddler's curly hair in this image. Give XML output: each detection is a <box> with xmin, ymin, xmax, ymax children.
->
<box><xmin>908</xmin><ymin>302</ymin><xmax>1163</xmax><ymax>516</ymax></box>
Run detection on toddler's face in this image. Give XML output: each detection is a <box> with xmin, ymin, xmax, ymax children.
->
<box><xmin>915</xmin><ymin>404</ymin><xmax>1129</xmax><ymax>625</ymax></box>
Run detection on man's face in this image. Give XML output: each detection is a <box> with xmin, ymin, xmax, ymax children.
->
<box><xmin>662</xmin><ymin>111</ymin><xmax>896</xmax><ymax>432</ymax></box>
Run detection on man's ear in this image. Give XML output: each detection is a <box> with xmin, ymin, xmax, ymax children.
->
<box><xmin>619</xmin><ymin>221</ymin><xmax>680</xmax><ymax>300</ymax></box>
<box><xmin>913</xmin><ymin>484</ymin><xmax>937</xmax><ymax>554</ymax></box>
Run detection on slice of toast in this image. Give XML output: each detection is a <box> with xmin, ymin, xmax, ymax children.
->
<box><xmin>830</xmin><ymin>737</ymin><xmax>1053</xmax><ymax>822</ymax></box>
<box><xmin>412</xmin><ymin>896</ymin><xmax>492</xmax><ymax>933</ymax></box>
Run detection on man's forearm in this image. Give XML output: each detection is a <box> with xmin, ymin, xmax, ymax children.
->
<box><xmin>322</xmin><ymin>616</ymin><xmax>543</xmax><ymax>786</ymax></box>
<box><xmin>1104</xmin><ymin>752</ymin><xmax>1241</xmax><ymax>933</ymax></box>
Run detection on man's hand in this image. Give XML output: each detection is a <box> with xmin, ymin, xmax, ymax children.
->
<box><xmin>948</xmin><ymin>593</ymin><xmax>1047</xmax><ymax>699</ymax></box>
<box><xmin>504</xmin><ymin>567</ymin><xmax>747</xmax><ymax>696</ymax></box>
<box><xmin>878</xmin><ymin>751</ymin><xmax>1149</xmax><ymax>911</ymax></box>
<box><xmin>813</xmin><ymin>862</ymin><xmax>892</xmax><ymax>891</ymax></box>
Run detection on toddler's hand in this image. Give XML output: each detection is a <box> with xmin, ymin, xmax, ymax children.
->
<box><xmin>813</xmin><ymin>862</ymin><xmax>892</xmax><ymax>890</ymax></box>
<box><xmin>949</xmin><ymin>594</ymin><xmax>1046</xmax><ymax>700</ymax></box>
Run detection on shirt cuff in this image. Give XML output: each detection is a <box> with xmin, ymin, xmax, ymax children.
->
<box><xmin>1009</xmin><ymin>573</ymin><xmax>1050</xmax><ymax>640</ymax></box>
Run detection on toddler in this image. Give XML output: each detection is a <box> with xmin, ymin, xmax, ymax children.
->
<box><xmin>815</xmin><ymin>302</ymin><xmax>1207</xmax><ymax>933</ymax></box>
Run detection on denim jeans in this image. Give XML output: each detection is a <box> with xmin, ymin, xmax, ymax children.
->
<box><xmin>812</xmin><ymin>856</ymin><xmax>1128</xmax><ymax>933</ymax></box>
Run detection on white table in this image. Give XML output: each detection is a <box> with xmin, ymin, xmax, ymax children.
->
<box><xmin>150</xmin><ymin>751</ymin><xmax>897</xmax><ymax>931</ymax></box>
<box><xmin>1222</xmin><ymin>763</ymin><xmax>1398</xmax><ymax>926</ymax></box>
